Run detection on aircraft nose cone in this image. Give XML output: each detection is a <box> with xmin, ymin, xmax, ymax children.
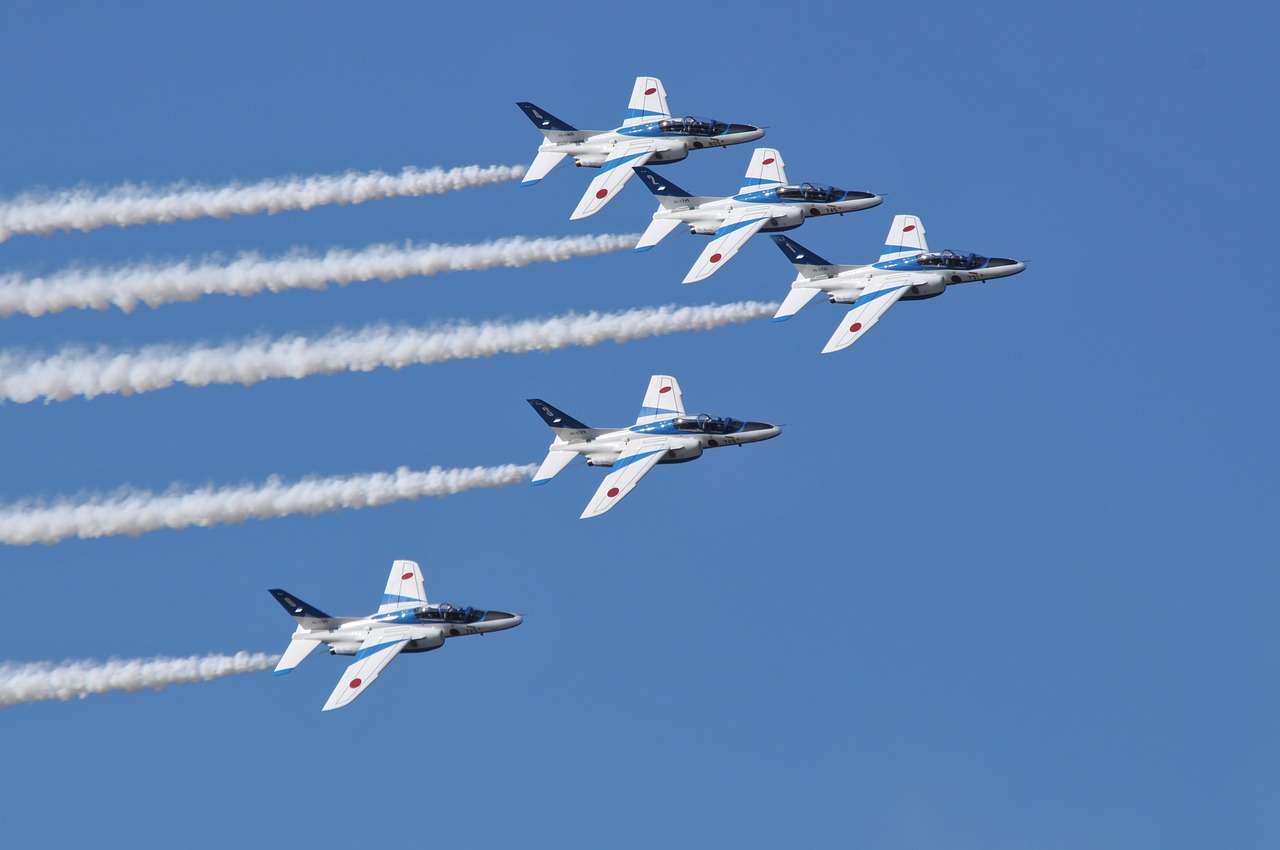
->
<box><xmin>741</xmin><ymin>421</ymin><xmax>781</xmax><ymax>441</ymax></box>
<box><xmin>843</xmin><ymin>191</ymin><xmax>883</xmax><ymax>209</ymax></box>
<box><xmin>483</xmin><ymin>610</ymin><xmax>521</xmax><ymax>625</ymax></box>
<box><xmin>727</xmin><ymin>123</ymin><xmax>765</xmax><ymax>141</ymax></box>
<box><xmin>985</xmin><ymin>257</ymin><xmax>1026</xmax><ymax>275</ymax></box>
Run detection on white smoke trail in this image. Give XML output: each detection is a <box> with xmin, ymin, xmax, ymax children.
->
<box><xmin>0</xmin><ymin>164</ymin><xmax>526</xmax><ymax>242</ymax></box>
<box><xmin>0</xmin><ymin>301</ymin><xmax>779</xmax><ymax>404</ymax></box>
<box><xmin>0</xmin><ymin>652</ymin><xmax>279</xmax><ymax>709</ymax></box>
<box><xmin>0</xmin><ymin>233</ymin><xmax>638</xmax><ymax>318</ymax></box>
<box><xmin>0</xmin><ymin>463</ymin><xmax>537</xmax><ymax>546</ymax></box>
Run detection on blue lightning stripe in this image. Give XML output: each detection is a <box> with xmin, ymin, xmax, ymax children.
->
<box><xmin>713</xmin><ymin>217</ymin><xmax>767</xmax><ymax>238</ymax></box>
<box><xmin>354</xmin><ymin>638</ymin><xmax>406</xmax><ymax>661</ymax></box>
<box><xmin>853</xmin><ymin>285</ymin><xmax>909</xmax><ymax>307</ymax></box>
<box><xmin>379</xmin><ymin>593</ymin><xmax>421</xmax><ymax>607</ymax></box>
<box><xmin>600</xmin><ymin>151</ymin><xmax>652</xmax><ymax>173</ymax></box>
<box><xmin>636</xmin><ymin>406</ymin><xmax>679</xmax><ymax>418</ymax></box>
<box><xmin>613</xmin><ymin>449</ymin><xmax>664</xmax><ymax>470</ymax></box>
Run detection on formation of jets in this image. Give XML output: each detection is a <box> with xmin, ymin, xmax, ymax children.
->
<box><xmin>272</xmin><ymin>75</ymin><xmax>1028</xmax><ymax>711</ymax></box>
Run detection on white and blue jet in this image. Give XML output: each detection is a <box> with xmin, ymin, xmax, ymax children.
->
<box><xmin>528</xmin><ymin>375</ymin><xmax>780</xmax><ymax>519</ymax></box>
<box><xmin>630</xmin><ymin>148</ymin><xmax>883</xmax><ymax>284</ymax></box>
<box><xmin>269</xmin><ymin>560</ymin><xmax>522</xmax><ymax>711</ymax></box>
<box><xmin>770</xmin><ymin>214</ymin><xmax>1027</xmax><ymax>353</ymax></box>
<box><xmin>517</xmin><ymin>75</ymin><xmax>764</xmax><ymax>220</ymax></box>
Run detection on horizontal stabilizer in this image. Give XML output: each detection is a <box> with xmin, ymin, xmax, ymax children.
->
<box><xmin>522</xmin><ymin>151</ymin><xmax>568</xmax><ymax>185</ymax></box>
<box><xmin>532</xmin><ymin>448</ymin><xmax>577</xmax><ymax>485</ymax></box>
<box><xmin>773</xmin><ymin>286</ymin><xmax>824</xmax><ymax>321</ymax></box>
<box><xmin>273</xmin><ymin>634</ymin><xmax>322</xmax><ymax>676</ymax></box>
<box><xmin>635</xmin><ymin>217</ymin><xmax>682</xmax><ymax>251</ymax></box>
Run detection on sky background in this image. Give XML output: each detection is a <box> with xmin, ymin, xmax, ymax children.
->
<box><xmin>1</xmin><ymin>2</ymin><xmax>1276</xmax><ymax>847</ymax></box>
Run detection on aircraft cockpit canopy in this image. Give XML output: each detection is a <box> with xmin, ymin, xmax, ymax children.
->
<box><xmin>659</xmin><ymin>115</ymin><xmax>729</xmax><ymax>136</ymax></box>
<box><xmin>673</xmin><ymin>414</ymin><xmax>744</xmax><ymax>434</ymax></box>
<box><xmin>776</xmin><ymin>182</ymin><xmax>849</xmax><ymax>203</ymax></box>
<box><xmin>915</xmin><ymin>250</ymin><xmax>987</xmax><ymax>270</ymax></box>
<box><xmin>414</xmin><ymin>604</ymin><xmax>485</xmax><ymax>624</ymax></box>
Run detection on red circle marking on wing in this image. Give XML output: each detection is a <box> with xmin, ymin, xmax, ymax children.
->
<box><xmin>607</xmin><ymin>487</ymin><xmax>620</xmax><ymax>498</ymax></box>
<box><xmin>709</xmin><ymin>253</ymin><xmax>723</xmax><ymax>263</ymax></box>
<box><xmin>762</xmin><ymin>157</ymin><xmax>775</xmax><ymax>165</ymax></box>
<box><xmin>401</xmin><ymin>572</ymin><xmax>413</xmax><ymax>580</ymax></box>
<box><xmin>349</xmin><ymin>678</ymin><xmax>362</xmax><ymax>689</ymax></box>
<box><xmin>659</xmin><ymin>386</ymin><xmax>672</xmax><ymax>394</ymax></box>
<box><xmin>903</xmin><ymin>224</ymin><xmax>916</xmax><ymax>232</ymax></box>
<box><xmin>595</xmin><ymin>188</ymin><xmax>609</xmax><ymax>199</ymax></box>
<box><xmin>644</xmin><ymin>87</ymin><xmax>657</xmax><ymax>95</ymax></box>
<box><xmin>850</xmin><ymin>323</ymin><xmax>863</xmax><ymax>333</ymax></box>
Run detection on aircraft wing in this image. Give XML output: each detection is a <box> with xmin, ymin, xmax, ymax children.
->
<box><xmin>322</xmin><ymin>627</ymin><xmax>411</xmax><ymax>711</ymax></box>
<box><xmin>821</xmin><ymin>278</ymin><xmax>914</xmax><ymax>354</ymax></box>
<box><xmin>581</xmin><ymin>437</ymin><xmax>670</xmax><ymax>519</ymax></box>
<box><xmin>570</xmin><ymin>141</ymin><xmax>659</xmax><ymax>220</ymax></box>
<box><xmin>682</xmin><ymin>208</ymin><xmax>772</xmax><ymax>283</ymax></box>
<box><xmin>636</xmin><ymin>374</ymin><xmax>684</xmax><ymax>425</ymax></box>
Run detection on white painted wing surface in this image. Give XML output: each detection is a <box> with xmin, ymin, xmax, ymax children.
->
<box><xmin>682</xmin><ymin>208</ymin><xmax>772</xmax><ymax>283</ymax></box>
<box><xmin>322</xmin><ymin>627</ymin><xmax>411</xmax><ymax>711</ymax></box>
<box><xmin>570</xmin><ymin>141</ymin><xmax>658</xmax><ymax>220</ymax></box>
<box><xmin>581</xmin><ymin>438</ymin><xmax>670</xmax><ymax>519</ymax></box>
<box><xmin>821</xmin><ymin>278</ymin><xmax>914</xmax><ymax>354</ymax></box>
<box><xmin>636</xmin><ymin>375</ymin><xmax>684</xmax><ymax>425</ymax></box>
<box><xmin>378</xmin><ymin>559</ymin><xmax>427</xmax><ymax>613</ymax></box>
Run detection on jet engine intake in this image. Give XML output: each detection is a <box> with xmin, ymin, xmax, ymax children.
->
<box><xmin>328</xmin><ymin>643</ymin><xmax>360</xmax><ymax>656</ymax></box>
<box><xmin>901</xmin><ymin>279</ymin><xmax>946</xmax><ymax>300</ymax></box>
<box><xmin>661</xmin><ymin>444</ymin><xmax>704</xmax><ymax>464</ymax></box>
<box><xmin>573</xmin><ymin>155</ymin><xmax>607</xmax><ymax>168</ymax></box>
<box><xmin>767</xmin><ymin>208</ymin><xmax>805</xmax><ymax>229</ymax></box>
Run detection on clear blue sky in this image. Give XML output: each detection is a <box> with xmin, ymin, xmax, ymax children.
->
<box><xmin>1</xmin><ymin>2</ymin><xmax>1275</xmax><ymax>847</ymax></box>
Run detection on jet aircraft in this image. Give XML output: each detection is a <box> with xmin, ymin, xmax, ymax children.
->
<box><xmin>517</xmin><ymin>76</ymin><xmax>764</xmax><ymax>220</ymax></box>
<box><xmin>769</xmin><ymin>214</ymin><xmax>1027</xmax><ymax>353</ymax></box>
<box><xmin>630</xmin><ymin>148</ymin><xmax>883</xmax><ymax>284</ymax></box>
<box><xmin>528</xmin><ymin>375</ymin><xmax>780</xmax><ymax>519</ymax></box>
<box><xmin>268</xmin><ymin>559</ymin><xmax>522</xmax><ymax>711</ymax></box>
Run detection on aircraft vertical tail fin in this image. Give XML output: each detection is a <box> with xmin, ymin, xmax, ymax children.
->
<box><xmin>879</xmin><ymin>215</ymin><xmax>929</xmax><ymax>262</ymax></box>
<box><xmin>622</xmin><ymin>76</ymin><xmax>671</xmax><ymax>127</ymax></box>
<box><xmin>268</xmin><ymin>588</ymin><xmax>337</xmax><ymax>631</ymax></box>
<box><xmin>516</xmin><ymin>101</ymin><xmax>592</xmax><ymax>142</ymax></box>
<box><xmin>740</xmin><ymin>148</ymin><xmax>787</xmax><ymax>194</ymax></box>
